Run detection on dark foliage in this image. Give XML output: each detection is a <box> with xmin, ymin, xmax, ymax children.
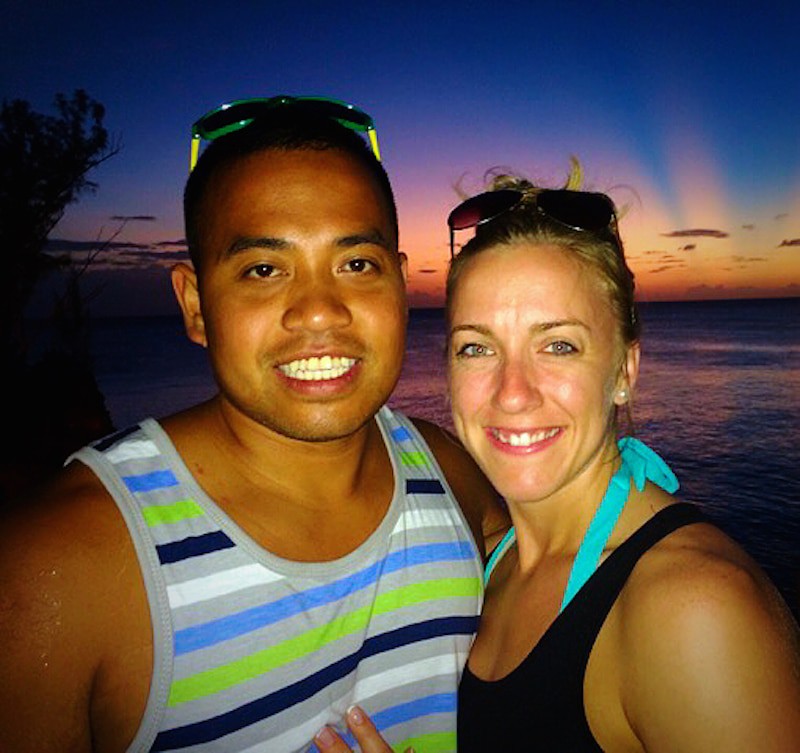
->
<box><xmin>0</xmin><ymin>91</ymin><xmax>118</xmax><ymax>501</ymax></box>
<box><xmin>0</xmin><ymin>89</ymin><xmax>118</xmax><ymax>362</ymax></box>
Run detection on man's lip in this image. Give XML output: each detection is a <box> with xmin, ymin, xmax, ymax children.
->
<box><xmin>276</xmin><ymin>354</ymin><xmax>359</xmax><ymax>382</ymax></box>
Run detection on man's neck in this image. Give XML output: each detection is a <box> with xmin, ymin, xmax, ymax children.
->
<box><xmin>160</xmin><ymin>398</ymin><xmax>395</xmax><ymax>560</ymax></box>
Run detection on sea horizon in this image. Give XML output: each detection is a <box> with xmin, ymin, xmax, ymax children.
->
<box><xmin>24</xmin><ymin>297</ymin><xmax>800</xmax><ymax>619</ymax></box>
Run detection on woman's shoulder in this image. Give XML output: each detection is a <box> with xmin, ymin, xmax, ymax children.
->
<box><xmin>605</xmin><ymin>501</ymin><xmax>800</xmax><ymax>749</ymax></box>
<box><xmin>616</xmin><ymin>499</ymin><xmax>799</xmax><ymax>701</ymax></box>
<box><xmin>620</xmin><ymin>499</ymin><xmax>793</xmax><ymax>635</ymax></box>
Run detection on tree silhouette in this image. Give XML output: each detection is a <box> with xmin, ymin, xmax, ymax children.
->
<box><xmin>0</xmin><ymin>90</ymin><xmax>118</xmax><ymax>502</ymax></box>
<box><xmin>0</xmin><ymin>89</ymin><xmax>118</xmax><ymax>363</ymax></box>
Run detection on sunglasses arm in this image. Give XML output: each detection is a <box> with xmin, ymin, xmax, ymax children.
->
<box><xmin>368</xmin><ymin>129</ymin><xmax>381</xmax><ymax>162</ymax></box>
<box><xmin>190</xmin><ymin>135</ymin><xmax>201</xmax><ymax>172</ymax></box>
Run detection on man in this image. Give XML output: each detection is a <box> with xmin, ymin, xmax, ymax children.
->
<box><xmin>0</xmin><ymin>99</ymin><xmax>503</xmax><ymax>752</ymax></box>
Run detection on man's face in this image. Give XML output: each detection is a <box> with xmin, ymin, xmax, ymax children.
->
<box><xmin>180</xmin><ymin>147</ymin><xmax>407</xmax><ymax>442</ymax></box>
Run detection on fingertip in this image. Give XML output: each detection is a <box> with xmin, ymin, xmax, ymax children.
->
<box><xmin>346</xmin><ymin>704</ymin><xmax>366</xmax><ymax>725</ymax></box>
<box><xmin>314</xmin><ymin>725</ymin><xmax>336</xmax><ymax>749</ymax></box>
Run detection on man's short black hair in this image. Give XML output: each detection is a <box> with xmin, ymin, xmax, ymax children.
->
<box><xmin>183</xmin><ymin>103</ymin><xmax>398</xmax><ymax>269</ymax></box>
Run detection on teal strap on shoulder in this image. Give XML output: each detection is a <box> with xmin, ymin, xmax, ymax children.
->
<box><xmin>484</xmin><ymin>526</ymin><xmax>516</xmax><ymax>586</ymax></box>
<box><xmin>618</xmin><ymin>436</ymin><xmax>679</xmax><ymax>494</ymax></box>
<box><xmin>559</xmin><ymin>437</ymin><xmax>679</xmax><ymax>612</ymax></box>
<box><xmin>481</xmin><ymin>438</ymin><xmax>679</xmax><ymax>599</ymax></box>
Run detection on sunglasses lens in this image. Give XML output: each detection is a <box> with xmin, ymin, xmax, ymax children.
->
<box><xmin>447</xmin><ymin>189</ymin><xmax>523</xmax><ymax>230</ymax></box>
<box><xmin>295</xmin><ymin>99</ymin><xmax>373</xmax><ymax>130</ymax></box>
<box><xmin>197</xmin><ymin>100</ymin><xmax>272</xmax><ymax>138</ymax></box>
<box><xmin>537</xmin><ymin>190</ymin><xmax>614</xmax><ymax>231</ymax></box>
<box><xmin>198</xmin><ymin>98</ymin><xmax>373</xmax><ymax>140</ymax></box>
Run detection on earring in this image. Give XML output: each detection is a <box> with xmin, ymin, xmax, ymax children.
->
<box><xmin>617</xmin><ymin>388</ymin><xmax>628</xmax><ymax>403</ymax></box>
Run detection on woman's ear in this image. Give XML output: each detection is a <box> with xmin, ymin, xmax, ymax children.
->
<box><xmin>614</xmin><ymin>341</ymin><xmax>641</xmax><ymax>405</ymax></box>
<box><xmin>171</xmin><ymin>263</ymin><xmax>207</xmax><ymax>347</ymax></box>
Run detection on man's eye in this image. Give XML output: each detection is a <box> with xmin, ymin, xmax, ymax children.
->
<box><xmin>341</xmin><ymin>258</ymin><xmax>376</xmax><ymax>273</ymax></box>
<box><xmin>245</xmin><ymin>263</ymin><xmax>277</xmax><ymax>279</ymax></box>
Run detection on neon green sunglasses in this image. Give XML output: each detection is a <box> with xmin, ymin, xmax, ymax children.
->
<box><xmin>189</xmin><ymin>95</ymin><xmax>381</xmax><ymax>171</ymax></box>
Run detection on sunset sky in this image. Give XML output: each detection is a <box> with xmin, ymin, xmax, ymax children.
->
<box><xmin>4</xmin><ymin>1</ymin><xmax>799</xmax><ymax>314</ymax></box>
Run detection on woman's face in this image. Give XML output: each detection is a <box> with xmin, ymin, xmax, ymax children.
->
<box><xmin>448</xmin><ymin>242</ymin><xmax>638</xmax><ymax>507</ymax></box>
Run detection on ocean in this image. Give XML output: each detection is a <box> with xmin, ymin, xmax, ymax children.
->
<box><xmin>85</xmin><ymin>298</ymin><xmax>800</xmax><ymax>617</ymax></box>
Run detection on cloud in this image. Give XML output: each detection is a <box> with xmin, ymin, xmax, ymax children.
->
<box><xmin>648</xmin><ymin>263</ymin><xmax>688</xmax><ymax>274</ymax></box>
<box><xmin>684</xmin><ymin>283</ymin><xmax>800</xmax><ymax>300</ymax></box>
<box><xmin>44</xmin><ymin>237</ymin><xmax>189</xmax><ymax>269</ymax></box>
<box><xmin>732</xmin><ymin>256</ymin><xmax>767</xmax><ymax>263</ymax></box>
<box><xmin>118</xmin><ymin>247</ymin><xmax>188</xmax><ymax>260</ymax></box>
<box><xmin>110</xmin><ymin>215</ymin><xmax>157</xmax><ymax>222</ymax></box>
<box><xmin>679</xmin><ymin>244</ymin><xmax>696</xmax><ymax>251</ymax></box>
<box><xmin>661</xmin><ymin>229</ymin><xmax>729</xmax><ymax>239</ymax></box>
<box><xmin>156</xmin><ymin>239</ymin><xmax>188</xmax><ymax>247</ymax></box>
<box><xmin>774</xmin><ymin>213</ymin><xmax>789</xmax><ymax>221</ymax></box>
<box><xmin>778</xmin><ymin>238</ymin><xmax>800</xmax><ymax>247</ymax></box>
<box><xmin>742</xmin><ymin>223</ymin><xmax>755</xmax><ymax>231</ymax></box>
<box><xmin>642</xmin><ymin>254</ymin><xmax>684</xmax><ymax>266</ymax></box>
<box><xmin>45</xmin><ymin>238</ymin><xmax>149</xmax><ymax>252</ymax></box>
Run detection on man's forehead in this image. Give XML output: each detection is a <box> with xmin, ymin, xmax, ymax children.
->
<box><xmin>197</xmin><ymin>147</ymin><xmax>398</xmax><ymax>253</ymax></box>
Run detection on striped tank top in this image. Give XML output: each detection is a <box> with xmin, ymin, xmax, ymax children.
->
<box><xmin>71</xmin><ymin>405</ymin><xmax>483</xmax><ymax>753</ymax></box>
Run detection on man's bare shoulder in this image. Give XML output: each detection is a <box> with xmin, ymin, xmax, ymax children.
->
<box><xmin>0</xmin><ymin>460</ymin><xmax>149</xmax><ymax>751</ymax></box>
<box><xmin>409</xmin><ymin>416</ymin><xmax>508</xmax><ymax>556</ymax></box>
<box><xmin>2</xmin><ymin>459</ymin><xmax>128</xmax><ymax>561</ymax></box>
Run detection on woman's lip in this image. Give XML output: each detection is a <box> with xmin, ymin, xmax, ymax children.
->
<box><xmin>485</xmin><ymin>426</ymin><xmax>563</xmax><ymax>453</ymax></box>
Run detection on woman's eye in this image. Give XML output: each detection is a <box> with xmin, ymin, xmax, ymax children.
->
<box><xmin>456</xmin><ymin>343</ymin><xmax>494</xmax><ymax>358</ymax></box>
<box><xmin>341</xmin><ymin>258</ymin><xmax>377</xmax><ymax>274</ymax></box>
<box><xmin>544</xmin><ymin>340</ymin><xmax>577</xmax><ymax>355</ymax></box>
<box><xmin>245</xmin><ymin>263</ymin><xmax>278</xmax><ymax>279</ymax></box>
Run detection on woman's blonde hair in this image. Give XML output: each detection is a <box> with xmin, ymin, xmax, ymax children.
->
<box><xmin>446</xmin><ymin>161</ymin><xmax>640</xmax><ymax>349</ymax></box>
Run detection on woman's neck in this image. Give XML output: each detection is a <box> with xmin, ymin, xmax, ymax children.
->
<box><xmin>507</xmin><ymin>436</ymin><xmax>622</xmax><ymax>572</ymax></box>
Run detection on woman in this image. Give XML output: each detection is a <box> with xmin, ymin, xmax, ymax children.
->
<box><xmin>316</xmin><ymin>168</ymin><xmax>800</xmax><ymax>752</ymax></box>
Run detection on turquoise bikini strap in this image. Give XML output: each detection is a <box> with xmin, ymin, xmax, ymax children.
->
<box><xmin>481</xmin><ymin>438</ymin><xmax>679</xmax><ymax>600</ymax></box>
<box><xmin>559</xmin><ymin>437</ymin><xmax>678</xmax><ymax>611</ymax></box>
<box><xmin>484</xmin><ymin>526</ymin><xmax>517</xmax><ymax>587</ymax></box>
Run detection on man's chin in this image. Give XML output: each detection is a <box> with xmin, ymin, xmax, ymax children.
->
<box><xmin>253</xmin><ymin>407</ymin><xmax>382</xmax><ymax>444</ymax></box>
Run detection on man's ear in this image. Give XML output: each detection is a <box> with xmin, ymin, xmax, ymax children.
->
<box><xmin>398</xmin><ymin>251</ymin><xmax>408</xmax><ymax>283</ymax></box>
<box><xmin>171</xmin><ymin>263</ymin><xmax>207</xmax><ymax>347</ymax></box>
<box><xmin>614</xmin><ymin>340</ymin><xmax>641</xmax><ymax>405</ymax></box>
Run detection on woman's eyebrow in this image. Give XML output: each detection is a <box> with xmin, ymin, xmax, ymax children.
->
<box><xmin>535</xmin><ymin>319</ymin><xmax>589</xmax><ymax>332</ymax></box>
<box><xmin>450</xmin><ymin>320</ymin><xmax>589</xmax><ymax>336</ymax></box>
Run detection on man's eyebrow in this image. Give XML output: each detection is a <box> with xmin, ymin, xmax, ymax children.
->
<box><xmin>222</xmin><ymin>230</ymin><xmax>393</xmax><ymax>258</ymax></box>
<box><xmin>335</xmin><ymin>229</ymin><xmax>393</xmax><ymax>250</ymax></box>
<box><xmin>223</xmin><ymin>236</ymin><xmax>290</xmax><ymax>258</ymax></box>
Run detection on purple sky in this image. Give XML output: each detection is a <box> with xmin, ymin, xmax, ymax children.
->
<box><xmin>4</xmin><ymin>1</ymin><xmax>799</xmax><ymax>314</ymax></box>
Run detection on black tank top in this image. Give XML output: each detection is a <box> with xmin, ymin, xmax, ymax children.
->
<box><xmin>458</xmin><ymin>504</ymin><xmax>706</xmax><ymax>752</ymax></box>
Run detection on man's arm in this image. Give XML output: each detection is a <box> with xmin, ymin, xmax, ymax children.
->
<box><xmin>0</xmin><ymin>463</ymin><xmax>149</xmax><ymax>752</ymax></box>
<box><xmin>410</xmin><ymin>417</ymin><xmax>509</xmax><ymax>558</ymax></box>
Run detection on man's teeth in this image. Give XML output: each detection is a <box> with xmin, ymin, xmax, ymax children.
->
<box><xmin>493</xmin><ymin>427</ymin><xmax>559</xmax><ymax>447</ymax></box>
<box><xmin>279</xmin><ymin>356</ymin><xmax>356</xmax><ymax>381</ymax></box>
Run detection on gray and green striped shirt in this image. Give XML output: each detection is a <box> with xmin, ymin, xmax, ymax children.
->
<box><xmin>72</xmin><ymin>406</ymin><xmax>483</xmax><ymax>752</ymax></box>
